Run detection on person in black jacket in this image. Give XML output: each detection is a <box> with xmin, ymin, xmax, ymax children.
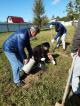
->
<box><xmin>20</xmin><ymin>42</ymin><xmax>56</xmax><ymax>80</ymax></box>
<box><xmin>33</xmin><ymin>42</ymin><xmax>56</xmax><ymax>68</ymax></box>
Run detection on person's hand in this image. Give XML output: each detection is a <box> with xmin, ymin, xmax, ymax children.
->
<box><xmin>23</xmin><ymin>59</ymin><xmax>28</xmax><ymax>65</ymax></box>
<box><xmin>50</xmin><ymin>25</ymin><xmax>53</xmax><ymax>29</ymax></box>
<box><xmin>31</xmin><ymin>56</ymin><xmax>34</xmax><ymax>59</ymax></box>
<box><xmin>47</xmin><ymin>53</ymin><xmax>53</xmax><ymax>60</ymax></box>
<box><xmin>78</xmin><ymin>47</ymin><xmax>80</xmax><ymax>57</ymax></box>
<box><xmin>47</xmin><ymin>53</ymin><xmax>52</xmax><ymax>55</ymax></box>
<box><xmin>71</xmin><ymin>52</ymin><xmax>77</xmax><ymax>58</ymax></box>
<box><xmin>41</xmin><ymin>58</ymin><xmax>45</xmax><ymax>62</ymax></box>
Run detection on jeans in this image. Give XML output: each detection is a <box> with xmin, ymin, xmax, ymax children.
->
<box><xmin>4</xmin><ymin>51</ymin><xmax>23</xmax><ymax>84</ymax></box>
<box><xmin>71</xmin><ymin>54</ymin><xmax>80</xmax><ymax>95</ymax></box>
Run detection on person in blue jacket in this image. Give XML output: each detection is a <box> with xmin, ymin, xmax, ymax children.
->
<box><xmin>2</xmin><ymin>26</ymin><xmax>40</xmax><ymax>86</ymax></box>
<box><xmin>49</xmin><ymin>19</ymin><xmax>67</xmax><ymax>50</ymax></box>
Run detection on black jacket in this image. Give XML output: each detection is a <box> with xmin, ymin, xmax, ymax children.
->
<box><xmin>33</xmin><ymin>44</ymin><xmax>49</xmax><ymax>63</ymax></box>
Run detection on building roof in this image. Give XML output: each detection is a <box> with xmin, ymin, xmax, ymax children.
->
<box><xmin>7</xmin><ymin>16</ymin><xmax>24</xmax><ymax>23</ymax></box>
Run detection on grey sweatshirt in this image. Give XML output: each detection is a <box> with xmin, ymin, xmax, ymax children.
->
<box><xmin>71</xmin><ymin>17</ymin><xmax>80</xmax><ymax>53</ymax></box>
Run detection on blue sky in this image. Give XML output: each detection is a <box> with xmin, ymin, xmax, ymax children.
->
<box><xmin>0</xmin><ymin>0</ymin><xmax>68</xmax><ymax>22</ymax></box>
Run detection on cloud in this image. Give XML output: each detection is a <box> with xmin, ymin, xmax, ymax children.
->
<box><xmin>52</xmin><ymin>0</ymin><xmax>60</xmax><ymax>5</ymax></box>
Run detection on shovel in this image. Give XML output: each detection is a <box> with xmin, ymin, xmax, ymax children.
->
<box><xmin>50</xmin><ymin>27</ymin><xmax>59</xmax><ymax>53</ymax></box>
<box><xmin>50</xmin><ymin>27</ymin><xmax>55</xmax><ymax>52</ymax></box>
<box><xmin>55</xmin><ymin>55</ymin><xmax>77</xmax><ymax>106</ymax></box>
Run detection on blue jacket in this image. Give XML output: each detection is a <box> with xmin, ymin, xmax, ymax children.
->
<box><xmin>3</xmin><ymin>28</ymin><xmax>33</xmax><ymax>60</ymax></box>
<box><xmin>50</xmin><ymin>22</ymin><xmax>67</xmax><ymax>40</ymax></box>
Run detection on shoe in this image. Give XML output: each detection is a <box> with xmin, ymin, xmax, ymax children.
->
<box><xmin>16</xmin><ymin>82</ymin><xmax>21</xmax><ymax>87</ymax></box>
<box><xmin>15</xmin><ymin>81</ymin><xmax>25</xmax><ymax>87</ymax></box>
<box><xmin>20</xmin><ymin>70</ymin><xmax>27</xmax><ymax>80</ymax></box>
<box><xmin>20</xmin><ymin>70</ymin><xmax>26</xmax><ymax>77</ymax></box>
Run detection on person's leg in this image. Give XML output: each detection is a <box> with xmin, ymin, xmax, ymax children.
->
<box><xmin>56</xmin><ymin>37</ymin><xmax>61</xmax><ymax>48</ymax></box>
<box><xmin>61</xmin><ymin>33</ymin><xmax>66</xmax><ymax>50</ymax></box>
<box><xmin>18</xmin><ymin>60</ymin><xmax>23</xmax><ymax>72</ymax></box>
<box><xmin>15</xmin><ymin>54</ymin><xmax>26</xmax><ymax>80</ymax></box>
<box><xmin>71</xmin><ymin>55</ymin><xmax>80</xmax><ymax>95</ymax></box>
<box><xmin>15</xmin><ymin>53</ymin><xmax>23</xmax><ymax>71</ymax></box>
<box><xmin>4</xmin><ymin>51</ymin><xmax>21</xmax><ymax>84</ymax></box>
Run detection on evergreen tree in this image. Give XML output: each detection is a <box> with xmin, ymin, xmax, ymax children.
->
<box><xmin>33</xmin><ymin>0</ymin><xmax>45</xmax><ymax>27</ymax></box>
<box><xmin>41</xmin><ymin>15</ymin><xmax>49</xmax><ymax>26</ymax></box>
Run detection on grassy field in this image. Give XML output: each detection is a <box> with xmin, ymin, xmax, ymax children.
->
<box><xmin>0</xmin><ymin>26</ymin><xmax>76</xmax><ymax>106</ymax></box>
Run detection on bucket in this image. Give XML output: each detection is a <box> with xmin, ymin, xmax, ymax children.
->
<box><xmin>22</xmin><ymin>58</ymin><xmax>35</xmax><ymax>74</ymax></box>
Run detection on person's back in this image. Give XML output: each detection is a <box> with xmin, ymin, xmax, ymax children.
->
<box><xmin>50</xmin><ymin>21</ymin><xmax>66</xmax><ymax>33</ymax></box>
<box><xmin>3</xmin><ymin>28</ymin><xmax>29</xmax><ymax>53</ymax></box>
<box><xmin>33</xmin><ymin>44</ymin><xmax>43</xmax><ymax>63</ymax></box>
<box><xmin>33</xmin><ymin>42</ymin><xmax>56</xmax><ymax>65</ymax></box>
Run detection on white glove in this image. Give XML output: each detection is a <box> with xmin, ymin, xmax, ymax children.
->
<box><xmin>50</xmin><ymin>25</ymin><xmax>53</xmax><ymax>28</ymax></box>
<box><xmin>51</xmin><ymin>59</ymin><xmax>56</xmax><ymax>65</ymax></box>
<box><xmin>51</xmin><ymin>39</ymin><xmax>55</xmax><ymax>44</ymax></box>
<box><xmin>41</xmin><ymin>58</ymin><xmax>45</xmax><ymax>61</ymax></box>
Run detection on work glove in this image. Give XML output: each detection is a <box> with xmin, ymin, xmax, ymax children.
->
<box><xmin>50</xmin><ymin>25</ymin><xmax>53</xmax><ymax>29</ymax></box>
<box><xmin>41</xmin><ymin>58</ymin><xmax>45</xmax><ymax>62</ymax></box>
<box><xmin>23</xmin><ymin>59</ymin><xmax>28</xmax><ymax>65</ymax></box>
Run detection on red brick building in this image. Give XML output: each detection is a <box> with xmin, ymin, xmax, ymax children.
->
<box><xmin>7</xmin><ymin>16</ymin><xmax>24</xmax><ymax>23</ymax></box>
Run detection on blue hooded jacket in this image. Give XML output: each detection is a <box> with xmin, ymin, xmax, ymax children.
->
<box><xmin>3</xmin><ymin>28</ymin><xmax>33</xmax><ymax>60</ymax></box>
<box><xmin>50</xmin><ymin>22</ymin><xmax>67</xmax><ymax>40</ymax></box>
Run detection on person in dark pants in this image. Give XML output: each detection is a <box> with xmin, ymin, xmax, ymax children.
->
<box><xmin>2</xmin><ymin>26</ymin><xmax>40</xmax><ymax>86</ymax></box>
<box><xmin>49</xmin><ymin>20</ymin><xmax>67</xmax><ymax>50</ymax></box>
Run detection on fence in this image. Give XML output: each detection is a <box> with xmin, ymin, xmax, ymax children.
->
<box><xmin>0</xmin><ymin>23</ymin><xmax>32</xmax><ymax>32</ymax></box>
<box><xmin>60</xmin><ymin>20</ymin><xmax>78</xmax><ymax>27</ymax></box>
<box><xmin>0</xmin><ymin>21</ymin><xmax>78</xmax><ymax>33</ymax></box>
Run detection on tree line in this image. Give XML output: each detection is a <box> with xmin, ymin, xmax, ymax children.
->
<box><xmin>32</xmin><ymin>0</ymin><xmax>80</xmax><ymax>27</ymax></box>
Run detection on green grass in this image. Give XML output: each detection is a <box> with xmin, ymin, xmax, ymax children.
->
<box><xmin>0</xmin><ymin>26</ymin><xmax>76</xmax><ymax>106</ymax></box>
